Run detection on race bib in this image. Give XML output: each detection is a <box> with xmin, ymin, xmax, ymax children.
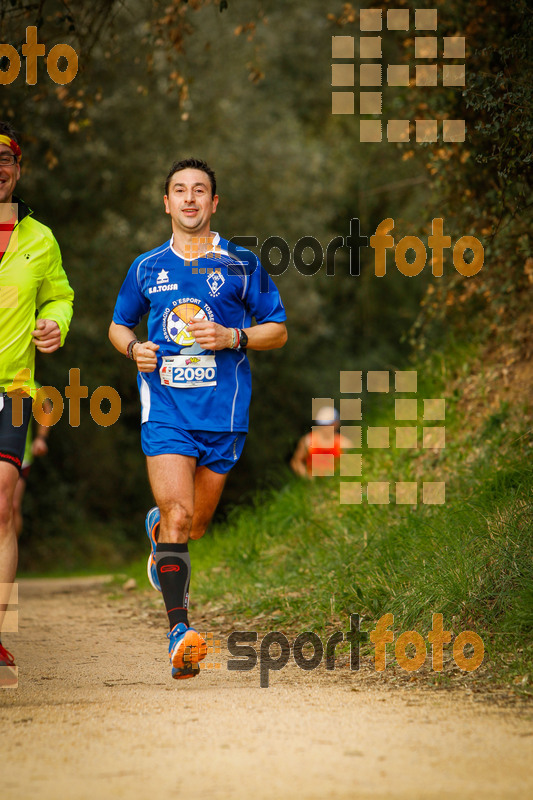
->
<box><xmin>160</xmin><ymin>354</ymin><xmax>217</xmax><ymax>389</ymax></box>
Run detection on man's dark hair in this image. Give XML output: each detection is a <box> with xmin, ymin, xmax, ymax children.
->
<box><xmin>165</xmin><ymin>158</ymin><xmax>216</xmax><ymax>197</ymax></box>
<box><xmin>0</xmin><ymin>121</ymin><xmax>19</xmax><ymax>144</ymax></box>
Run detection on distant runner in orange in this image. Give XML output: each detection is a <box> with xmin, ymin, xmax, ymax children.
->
<box><xmin>291</xmin><ymin>406</ymin><xmax>352</xmax><ymax>478</ymax></box>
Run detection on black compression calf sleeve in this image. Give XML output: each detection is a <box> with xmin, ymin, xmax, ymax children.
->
<box><xmin>155</xmin><ymin>543</ymin><xmax>191</xmax><ymax>629</ymax></box>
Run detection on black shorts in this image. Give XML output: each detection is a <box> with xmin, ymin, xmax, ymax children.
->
<box><xmin>0</xmin><ymin>395</ymin><xmax>32</xmax><ymax>472</ymax></box>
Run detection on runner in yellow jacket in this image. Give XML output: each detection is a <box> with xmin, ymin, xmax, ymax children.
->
<box><xmin>0</xmin><ymin>121</ymin><xmax>74</xmax><ymax>682</ymax></box>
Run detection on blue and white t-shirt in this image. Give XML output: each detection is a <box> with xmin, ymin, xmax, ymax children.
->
<box><xmin>113</xmin><ymin>233</ymin><xmax>286</xmax><ymax>432</ymax></box>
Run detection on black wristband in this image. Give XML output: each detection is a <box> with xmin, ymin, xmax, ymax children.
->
<box><xmin>238</xmin><ymin>329</ymin><xmax>248</xmax><ymax>349</ymax></box>
<box><xmin>127</xmin><ymin>339</ymin><xmax>140</xmax><ymax>360</ymax></box>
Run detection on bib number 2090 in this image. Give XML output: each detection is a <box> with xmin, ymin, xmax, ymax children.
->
<box><xmin>174</xmin><ymin>366</ymin><xmax>216</xmax><ymax>383</ymax></box>
<box><xmin>160</xmin><ymin>354</ymin><xmax>217</xmax><ymax>388</ymax></box>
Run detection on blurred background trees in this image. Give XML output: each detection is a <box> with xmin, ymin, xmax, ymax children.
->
<box><xmin>1</xmin><ymin>0</ymin><xmax>529</xmax><ymax>568</ymax></box>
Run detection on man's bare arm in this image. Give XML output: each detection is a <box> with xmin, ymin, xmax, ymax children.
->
<box><xmin>187</xmin><ymin>319</ymin><xmax>287</xmax><ymax>351</ymax></box>
<box><xmin>108</xmin><ymin>321</ymin><xmax>159</xmax><ymax>372</ymax></box>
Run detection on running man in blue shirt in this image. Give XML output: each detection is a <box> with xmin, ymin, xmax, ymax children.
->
<box><xmin>109</xmin><ymin>158</ymin><xmax>287</xmax><ymax>680</ymax></box>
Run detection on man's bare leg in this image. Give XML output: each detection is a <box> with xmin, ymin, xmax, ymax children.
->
<box><xmin>0</xmin><ymin>462</ymin><xmax>20</xmax><ymax>635</ymax></box>
<box><xmin>145</xmin><ymin>454</ymin><xmax>227</xmax><ymax>675</ymax></box>
<box><xmin>146</xmin><ymin>457</ymin><xmax>228</xmax><ymax>543</ymax></box>
<box><xmin>146</xmin><ymin>453</ymin><xmax>196</xmax><ymax>544</ymax></box>
<box><xmin>12</xmin><ymin>474</ymin><xmax>26</xmax><ymax>539</ymax></box>
<box><xmin>189</xmin><ymin>466</ymin><xmax>228</xmax><ymax>540</ymax></box>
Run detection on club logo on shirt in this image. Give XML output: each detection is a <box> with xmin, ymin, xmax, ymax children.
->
<box><xmin>162</xmin><ymin>298</ymin><xmax>214</xmax><ymax>350</ymax></box>
<box><xmin>206</xmin><ymin>269</ymin><xmax>225</xmax><ymax>297</ymax></box>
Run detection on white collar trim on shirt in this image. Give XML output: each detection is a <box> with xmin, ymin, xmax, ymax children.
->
<box><xmin>170</xmin><ymin>232</ymin><xmax>221</xmax><ymax>259</ymax></box>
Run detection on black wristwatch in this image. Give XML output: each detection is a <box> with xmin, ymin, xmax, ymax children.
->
<box><xmin>238</xmin><ymin>329</ymin><xmax>248</xmax><ymax>350</ymax></box>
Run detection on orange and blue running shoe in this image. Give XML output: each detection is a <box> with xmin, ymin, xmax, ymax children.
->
<box><xmin>167</xmin><ymin>623</ymin><xmax>207</xmax><ymax>680</ymax></box>
<box><xmin>145</xmin><ymin>506</ymin><xmax>161</xmax><ymax>592</ymax></box>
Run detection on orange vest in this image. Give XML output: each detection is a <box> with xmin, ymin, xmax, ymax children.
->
<box><xmin>306</xmin><ymin>433</ymin><xmax>343</xmax><ymax>474</ymax></box>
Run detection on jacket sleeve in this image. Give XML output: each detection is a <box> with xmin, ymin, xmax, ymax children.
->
<box><xmin>36</xmin><ymin>234</ymin><xmax>74</xmax><ymax>345</ymax></box>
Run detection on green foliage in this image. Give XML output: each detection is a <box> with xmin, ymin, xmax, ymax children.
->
<box><xmin>378</xmin><ymin>0</ymin><xmax>532</xmax><ymax>353</ymax></box>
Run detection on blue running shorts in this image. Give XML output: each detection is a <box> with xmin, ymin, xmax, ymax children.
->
<box><xmin>141</xmin><ymin>423</ymin><xmax>246</xmax><ymax>474</ymax></box>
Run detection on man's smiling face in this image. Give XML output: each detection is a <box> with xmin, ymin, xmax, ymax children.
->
<box><xmin>164</xmin><ymin>168</ymin><xmax>218</xmax><ymax>237</ymax></box>
<box><xmin>0</xmin><ymin>143</ymin><xmax>20</xmax><ymax>205</ymax></box>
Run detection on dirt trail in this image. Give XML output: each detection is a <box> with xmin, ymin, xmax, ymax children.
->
<box><xmin>1</xmin><ymin>577</ymin><xmax>531</xmax><ymax>800</ymax></box>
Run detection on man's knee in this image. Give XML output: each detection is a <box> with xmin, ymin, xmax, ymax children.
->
<box><xmin>159</xmin><ymin>501</ymin><xmax>193</xmax><ymax>540</ymax></box>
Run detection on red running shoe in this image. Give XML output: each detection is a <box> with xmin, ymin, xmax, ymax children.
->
<box><xmin>0</xmin><ymin>643</ymin><xmax>18</xmax><ymax>687</ymax></box>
